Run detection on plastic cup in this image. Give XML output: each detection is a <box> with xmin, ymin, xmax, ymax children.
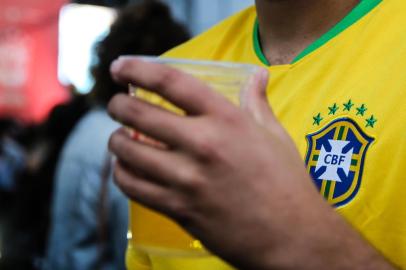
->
<box><xmin>127</xmin><ymin>57</ymin><xmax>259</xmax><ymax>258</ymax></box>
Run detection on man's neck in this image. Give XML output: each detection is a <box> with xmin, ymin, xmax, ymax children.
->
<box><xmin>255</xmin><ymin>0</ymin><xmax>360</xmax><ymax>65</ymax></box>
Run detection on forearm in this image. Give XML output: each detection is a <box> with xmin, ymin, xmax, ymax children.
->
<box><xmin>246</xmin><ymin>201</ymin><xmax>397</xmax><ymax>270</ymax></box>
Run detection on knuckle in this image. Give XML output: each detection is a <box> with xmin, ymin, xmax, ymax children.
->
<box><xmin>194</xmin><ymin>130</ymin><xmax>221</xmax><ymax>160</ymax></box>
<box><xmin>187</xmin><ymin>177</ymin><xmax>206</xmax><ymax>196</ymax></box>
<box><xmin>176</xmin><ymin>165</ymin><xmax>199</xmax><ymax>183</ymax></box>
<box><xmin>114</xmin><ymin>98</ymin><xmax>149</xmax><ymax>129</ymax></box>
<box><xmin>198</xmin><ymin>139</ymin><xmax>218</xmax><ymax>159</ymax></box>
<box><xmin>128</xmin><ymin>98</ymin><xmax>146</xmax><ymax>120</ymax></box>
<box><xmin>154</xmin><ymin>68</ymin><xmax>180</xmax><ymax>90</ymax></box>
<box><xmin>108</xmin><ymin>94</ymin><xmax>143</xmax><ymax>126</ymax></box>
<box><xmin>221</xmin><ymin>108</ymin><xmax>242</xmax><ymax>126</ymax></box>
<box><xmin>176</xmin><ymin>165</ymin><xmax>207</xmax><ymax>194</ymax></box>
<box><xmin>166</xmin><ymin>198</ymin><xmax>194</xmax><ymax>223</ymax></box>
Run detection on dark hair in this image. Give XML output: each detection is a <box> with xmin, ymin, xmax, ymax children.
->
<box><xmin>90</xmin><ymin>0</ymin><xmax>190</xmax><ymax>105</ymax></box>
<box><xmin>0</xmin><ymin>118</ymin><xmax>19</xmax><ymax>138</ymax></box>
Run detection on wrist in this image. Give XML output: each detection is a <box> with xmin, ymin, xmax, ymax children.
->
<box><xmin>264</xmin><ymin>210</ymin><xmax>351</xmax><ymax>269</ymax></box>
<box><xmin>253</xmin><ymin>198</ymin><xmax>395</xmax><ymax>270</ymax></box>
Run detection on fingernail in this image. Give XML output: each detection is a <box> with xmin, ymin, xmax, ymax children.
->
<box><xmin>110</xmin><ymin>58</ymin><xmax>123</xmax><ymax>74</ymax></box>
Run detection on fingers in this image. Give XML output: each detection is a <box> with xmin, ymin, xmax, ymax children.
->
<box><xmin>108</xmin><ymin>94</ymin><xmax>191</xmax><ymax>147</ymax></box>
<box><xmin>109</xmin><ymin>129</ymin><xmax>199</xmax><ymax>188</ymax></box>
<box><xmin>110</xmin><ymin>56</ymin><xmax>229</xmax><ymax>115</ymax></box>
<box><xmin>241</xmin><ymin>68</ymin><xmax>277</xmax><ymax>128</ymax></box>
<box><xmin>113</xmin><ymin>160</ymin><xmax>173</xmax><ymax>214</ymax></box>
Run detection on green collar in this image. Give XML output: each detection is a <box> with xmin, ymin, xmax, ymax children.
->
<box><xmin>253</xmin><ymin>0</ymin><xmax>383</xmax><ymax>66</ymax></box>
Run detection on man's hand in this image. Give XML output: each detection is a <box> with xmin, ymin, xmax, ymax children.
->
<box><xmin>108</xmin><ymin>57</ymin><xmax>396</xmax><ymax>270</ymax></box>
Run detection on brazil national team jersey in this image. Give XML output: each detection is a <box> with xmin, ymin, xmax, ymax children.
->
<box><xmin>127</xmin><ymin>0</ymin><xmax>406</xmax><ymax>268</ymax></box>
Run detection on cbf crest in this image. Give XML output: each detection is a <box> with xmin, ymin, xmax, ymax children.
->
<box><xmin>305</xmin><ymin>116</ymin><xmax>374</xmax><ymax>208</ymax></box>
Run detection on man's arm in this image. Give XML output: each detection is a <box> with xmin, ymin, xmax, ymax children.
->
<box><xmin>107</xmin><ymin>56</ymin><xmax>397</xmax><ymax>270</ymax></box>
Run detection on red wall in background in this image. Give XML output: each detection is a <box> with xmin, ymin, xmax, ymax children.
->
<box><xmin>0</xmin><ymin>0</ymin><xmax>69</xmax><ymax>123</ymax></box>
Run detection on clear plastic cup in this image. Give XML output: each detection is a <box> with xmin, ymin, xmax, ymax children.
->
<box><xmin>127</xmin><ymin>57</ymin><xmax>259</xmax><ymax>258</ymax></box>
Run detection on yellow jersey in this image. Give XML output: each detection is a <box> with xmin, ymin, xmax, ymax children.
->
<box><xmin>127</xmin><ymin>0</ymin><xmax>406</xmax><ymax>268</ymax></box>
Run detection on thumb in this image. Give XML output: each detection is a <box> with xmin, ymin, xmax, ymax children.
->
<box><xmin>241</xmin><ymin>68</ymin><xmax>275</xmax><ymax>127</ymax></box>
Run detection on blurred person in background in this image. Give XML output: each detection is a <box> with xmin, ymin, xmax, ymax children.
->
<box><xmin>0</xmin><ymin>118</ymin><xmax>26</xmax><ymax>194</ymax></box>
<box><xmin>0</xmin><ymin>118</ymin><xmax>26</xmax><ymax>269</ymax></box>
<box><xmin>45</xmin><ymin>1</ymin><xmax>189</xmax><ymax>270</ymax></box>
<box><xmin>1</xmin><ymin>93</ymin><xmax>91</xmax><ymax>269</ymax></box>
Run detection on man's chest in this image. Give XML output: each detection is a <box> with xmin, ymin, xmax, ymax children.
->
<box><xmin>267</xmin><ymin>61</ymin><xmax>406</xmax><ymax>211</ymax></box>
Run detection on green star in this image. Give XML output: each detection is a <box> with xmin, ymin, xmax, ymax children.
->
<box><xmin>356</xmin><ymin>104</ymin><xmax>368</xmax><ymax>116</ymax></box>
<box><xmin>313</xmin><ymin>113</ymin><xmax>323</xmax><ymax>126</ymax></box>
<box><xmin>343</xmin><ymin>99</ymin><xmax>355</xmax><ymax>111</ymax></box>
<box><xmin>365</xmin><ymin>115</ymin><xmax>377</xmax><ymax>128</ymax></box>
<box><xmin>328</xmin><ymin>103</ymin><xmax>339</xmax><ymax>115</ymax></box>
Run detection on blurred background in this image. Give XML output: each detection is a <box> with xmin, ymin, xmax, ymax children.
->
<box><xmin>0</xmin><ymin>0</ymin><xmax>253</xmax><ymax>269</ymax></box>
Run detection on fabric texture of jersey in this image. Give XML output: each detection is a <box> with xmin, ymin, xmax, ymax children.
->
<box><xmin>127</xmin><ymin>0</ymin><xmax>406</xmax><ymax>268</ymax></box>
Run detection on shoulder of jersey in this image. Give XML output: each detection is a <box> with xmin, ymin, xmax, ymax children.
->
<box><xmin>163</xmin><ymin>6</ymin><xmax>256</xmax><ymax>59</ymax></box>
